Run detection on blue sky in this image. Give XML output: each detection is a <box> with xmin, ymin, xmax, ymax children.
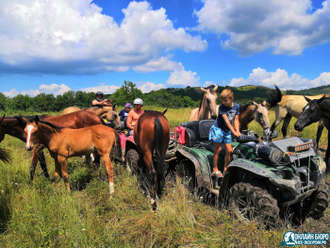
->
<box><xmin>1</xmin><ymin>0</ymin><xmax>330</xmax><ymax>97</ymax></box>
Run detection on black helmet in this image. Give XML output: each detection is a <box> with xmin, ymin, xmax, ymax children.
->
<box><xmin>95</xmin><ymin>91</ymin><xmax>103</xmax><ymax>97</ymax></box>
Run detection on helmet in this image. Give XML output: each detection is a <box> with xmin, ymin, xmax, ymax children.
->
<box><xmin>125</xmin><ymin>103</ymin><xmax>132</xmax><ymax>108</ymax></box>
<box><xmin>133</xmin><ymin>98</ymin><xmax>143</xmax><ymax>105</ymax></box>
<box><xmin>95</xmin><ymin>91</ymin><xmax>103</xmax><ymax>101</ymax></box>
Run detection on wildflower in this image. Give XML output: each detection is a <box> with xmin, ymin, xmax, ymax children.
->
<box><xmin>82</xmin><ymin>228</ymin><xmax>86</xmax><ymax>232</ymax></box>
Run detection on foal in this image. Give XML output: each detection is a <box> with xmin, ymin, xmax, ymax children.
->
<box><xmin>24</xmin><ymin>116</ymin><xmax>122</xmax><ymax>197</ymax></box>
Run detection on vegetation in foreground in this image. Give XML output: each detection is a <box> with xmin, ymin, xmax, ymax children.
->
<box><xmin>0</xmin><ymin>108</ymin><xmax>329</xmax><ymax>247</ymax></box>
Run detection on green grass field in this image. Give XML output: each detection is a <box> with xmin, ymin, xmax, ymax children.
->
<box><xmin>0</xmin><ymin>108</ymin><xmax>329</xmax><ymax>247</ymax></box>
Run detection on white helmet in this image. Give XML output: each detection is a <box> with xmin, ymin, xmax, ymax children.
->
<box><xmin>133</xmin><ymin>98</ymin><xmax>143</xmax><ymax>105</ymax></box>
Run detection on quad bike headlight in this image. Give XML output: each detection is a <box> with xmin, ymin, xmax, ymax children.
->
<box><xmin>254</xmin><ymin>143</ymin><xmax>284</xmax><ymax>164</ymax></box>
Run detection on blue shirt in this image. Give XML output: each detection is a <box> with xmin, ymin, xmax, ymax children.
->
<box><xmin>214</xmin><ymin>103</ymin><xmax>240</xmax><ymax>132</ymax></box>
<box><xmin>119</xmin><ymin>109</ymin><xmax>129</xmax><ymax>121</ymax></box>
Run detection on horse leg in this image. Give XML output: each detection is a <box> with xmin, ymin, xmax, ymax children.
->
<box><xmin>30</xmin><ymin>145</ymin><xmax>49</xmax><ymax>180</ymax></box>
<box><xmin>92</xmin><ymin>151</ymin><xmax>100</xmax><ymax>169</ymax></box>
<box><xmin>142</xmin><ymin>152</ymin><xmax>157</xmax><ymax>211</ymax></box>
<box><xmin>58</xmin><ymin>156</ymin><xmax>70</xmax><ymax>193</ymax></box>
<box><xmin>326</xmin><ymin>133</ymin><xmax>330</xmax><ymax>172</ymax></box>
<box><xmin>316</xmin><ymin>119</ymin><xmax>325</xmax><ymax>148</ymax></box>
<box><xmin>30</xmin><ymin>149</ymin><xmax>39</xmax><ymax>181</ymax></box>
<box><xmin>281</xmin><ymin>114</ymin><xmax>292</xmax><ymax>138</ymax></box>
<box><xmin>101</xmin><ymin>153</ymin><xmax>114</xmax><ymax>199</ymax></box>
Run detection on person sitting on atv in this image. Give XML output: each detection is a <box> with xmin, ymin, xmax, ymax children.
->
<box><xmin>119</xmin><ymin>103</ymin><xmax>132</xmax><ymax>129</ymax></box>
<box><xmin>126</xmin><ymin>98</ymin><xmax>144</xmax><ymax>136</ymax></box>
<box><xmin>209</xmin><ymin>89</ymin><xmax>241</xmax><ymax>178</ymax></box>
<box><xmin>92</xmin><ymin>91</ymin><xmax>112</xmax><ymax>106</ymax></box>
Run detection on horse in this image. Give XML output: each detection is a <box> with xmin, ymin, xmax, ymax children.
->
<box><xmin>62</xmin><ymin>105</ymin><xmax>119</xmax><ymax>124</ymax></box>
<box><xmin>267</xmin><ymin>84</ymin><xmax>327</xmax><ymax>145</ymax></box>
<box><xmin>189</xmin><ymin>85</ymin><xmax>219</xmax><ymax>121</ymax></box>
<box><xmin>294</xmin><ymin>95</ymin><xmax>330</xmax><ymax>169</ymax></box>
<box><xmin>24</xmin><ymin>115</ymin><xmax>122</xmax><ymax>197</ymax></box>
<box><xmin>13</xmin><ymin>110</ymin><xmax>105</xmax><ymax>180</ymax></box>
<box><xmin>133</xmin><ymin>110</ymin><xmax>170</xmax><ymax>211</ymax></box>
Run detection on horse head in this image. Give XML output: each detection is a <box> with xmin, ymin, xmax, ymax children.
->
<box><xmin>201</xmin><ymin>85</ymin><xmax>218</xmax><ymax>119</ymax></box>
<box><xmin>252</xmin><ymin>100</ymin><xmax>271</xmax><ymax>136</ymax></box>
<box><xmin>106</xmin><ymin>104</ymin><xmax>120</xmax><ymax>129</ymax></box>
<box><xmin>23</xmin><ymin>116</ymin><xmax>39</xmax><ymax>151</ymax></box>
<box><xmin>294</xmin><ymin>96</ymin><xmax>326</xmax><ymax>131</ymax></box>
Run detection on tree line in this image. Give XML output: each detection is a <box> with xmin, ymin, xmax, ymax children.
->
<box><xmin>0</xmin><ymin>81</ymin><xmax>200</xmax><ymax>112</ymax></box>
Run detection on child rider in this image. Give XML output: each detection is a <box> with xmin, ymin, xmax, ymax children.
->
<box><xmin>209</xmin><ymin>88</ymin><xmax>241</xmax><ymax>178</ymax></box>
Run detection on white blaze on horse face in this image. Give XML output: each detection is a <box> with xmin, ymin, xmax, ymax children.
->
<box><xmin>25</xmin><ymin>124</ymin><xmax>35</xmax><ymax>150</ymax></box>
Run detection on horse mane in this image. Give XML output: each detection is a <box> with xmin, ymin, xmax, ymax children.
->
<box><xmin>39</xmin><ymin>120</ymin><xmax>63</xmax><ymax>132</ymax></box>
<box><xmin>239</xmin><ymin>103</ymin><xmax>257</xmax><ymax>113</ymax></box>
<box><xmin>14</xmin><ymin>114</ymin><xmax>50</xmax><ymax>124</ymax></box>
<box><xmin>144</xmin><ymin>110</ymin><xmax>164</xmax><ymax>115</ymax></box>
<box><xmin>267</xmin><ymin>85</ymin><xmax>282</xmax><ymax>108</ymax></box>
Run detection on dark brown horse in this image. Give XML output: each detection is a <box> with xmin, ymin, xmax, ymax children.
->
<box><xmin>134</xmin><ymin>110</ymin><xmax>170</xmax><ymax>211</ymax></box>
<box><xmin>5</xmin><ymin>110</ymin><xmax>104</xmax><ymax>180</ymax></box>
<box><xmin>24</xmin><ymin>116</ymin><xmax>121</xmax><ymax>197</ymax></box>
<box><xmin>294</xmin><ymin>95</ymin><xmax>330</xmax><ymax>169</ymax></box>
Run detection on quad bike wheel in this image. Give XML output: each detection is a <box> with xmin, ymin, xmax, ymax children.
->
<box><xmin>228</xmin><ymin>182</ymin><xmax>279</xmax><ymax>228</ymax></box>
<box><xmin>125</xmin><ymin>149</ymin><xmax>139</xmax><ymax>174</ymax></box>
<box><xmin>176</xmin><ymin>159</ymin><xmax>196</xmax><ymax>193</ymax></box>
<box><xmin>308</xmin><ymin>180</ymin><xmax>330</xmax><ymax>219</ymax></box>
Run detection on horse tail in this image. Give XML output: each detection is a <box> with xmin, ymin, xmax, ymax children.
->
<box><xmin>0</xmin><ymin>148</ymin><xmax>11</xmax><ymax>163</ymax></box>
<box><xmin>154</xmin><ymin>115</ymin><xmax>165</xmax><ymax>177</ymax></box>
<box><xmin>113</xmin><ymin>130</ymin><xmax>123</xmax><ymax>162</ymax></box>
<box><xmin>267</xmin><ymin>84</ymin><xmax>282</xmax><ymax>108</ymax></box>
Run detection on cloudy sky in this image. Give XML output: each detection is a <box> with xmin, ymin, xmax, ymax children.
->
<box><xmin>1</xmin><ymin>0</ymin><xmax>330</xmax><ymax>97</ymax></box>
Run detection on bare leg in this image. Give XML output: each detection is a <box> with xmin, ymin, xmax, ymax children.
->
<box><xmin>223</xmin><ymin>143</ymin><xmax>233</xmax><ymax>174</ymax></box>
<box><xmin>213</xmin><ymin>143</ymin><xmax>222</xmax><ymax>173</ymax></box>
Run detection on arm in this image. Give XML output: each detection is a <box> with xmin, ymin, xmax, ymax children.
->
<box><xmin>222</xmin><ymin>114</ymin><xmax>241</xmax><ymax>137</ymax></box>
<box><xmin>126</xmin><ymin>111</ymin><xmax>134</xmax><ymax>130</ymax></box>
<box><xmin>233</xmin><ymin>115</ymin><xmax>241</xmax><ymax>137</ymax></box>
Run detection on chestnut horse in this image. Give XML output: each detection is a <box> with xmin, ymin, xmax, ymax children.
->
<box><xmin>294</xmin><ymin>95</ymin><xmax>330</xmax><ymax>169</ymax></box>
<box><xmin>189</xmin><ymin>85</ymin><xmax>219</xmax><ymax>121</ymax></box>
<box><xmin>24</xmin><ymin>116</ymin><xmax>122</xmax><ymax>197</ymax></box>
<box><xmin>61</xmin><ymin>105</ymin><xmax>120</xmax><ymax>128</ymax></box>
<box><xmin>134</xmin><ymin>110</ymin><xmax>170</xmax><ymax>211</ymax></box>
<box><xmin>268</xmin><ymin>85</ymin><xmax>327</xmax><ymax>145</ymax></box>
<box><xmin>14</xmin><ymin>110</ymin><xmax>104</xmax><ymax>180</ymax></box>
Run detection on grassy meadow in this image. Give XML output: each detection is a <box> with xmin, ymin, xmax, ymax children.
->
<box><xmin>0</xmin><ymin>107</ymin><xmax>329</xmax><ymax>247</ymax></box>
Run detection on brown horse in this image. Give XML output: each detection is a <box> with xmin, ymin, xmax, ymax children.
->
<box><xmin>62</xmin><ymin>105</ymin><xmax>120</xmax><ymax>128</ymax></box>
<box><xmin>14</xmin><ymin>110</ymin><xmax>105</xmax><ymax>180</ymax></box>
<box><xmin>294</xmin><ymin>95</ymin><xmax>330</xmax><ymax>168</ymax></box>
<box><xmin>239</xmin><ymin>101</ymin><xmax>271</xmax><ymax>137</ymax></box>
<box><xmin>24</xmin><ymin>116</ymin><xmax>122</xmax><ymax>197</ymax></box>
<box><xmin>268</xmin><ymin>85</ymin><xmax>327</xmax><ymax>145</ymax></box>
<box><xmin>134</xmin><ymin>110</ymin><xmax>170</xmax><ymax>211</ymax></box>
<box><xmin>189</xmin><ymin>85</ymin><xmax>219</xmax><ymax>121</ymax></box>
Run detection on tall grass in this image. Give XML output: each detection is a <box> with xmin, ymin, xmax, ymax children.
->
<box><xmin>0</xmin><ymin>108</ymin><xmax>329</xmax><ymax>247</ymax></box>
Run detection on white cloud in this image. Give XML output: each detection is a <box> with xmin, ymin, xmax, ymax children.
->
<box><xmin>0</xmin><ymin>0</ymin><xmax>207</xmax><ymax>75</ymax></box>
<box><xmin>137</xmin><ymin>81</ymin><xmax>166</xmax><ymax>93</ymax></box>
<box><xmin>133</xmin><ymin>56</ymin><xmax>182</xmax><ymax>73</ymax></box>
<box><xmin>80</xmin><ymin>85</ymin><xmax>119</xmax><ymax>94</ymax></box>
<box><xmin>3</xmin><ymin>83</ymin><xmax>71</xmax><ymax>97</ymax></box>
<box><xmin>166</xmin><ymin>68</ymin><xmax>200</xmax><ymax>86</ymax></box>
<box><xmin>195</xmin><ymin>0</ymin><xmax>330</xmax><ymax>56</ymax></box>
<box><xmin>228</xmin><ymin>67</ymin><xmax>330</xmax><ymax>90</ymax></box>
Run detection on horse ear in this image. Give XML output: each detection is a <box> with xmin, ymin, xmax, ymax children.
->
<box><xmin>113</xmin><ymin>104</ymin><xmax>117</xmax><ymax>110</ymax></box>
<box><xmin>163</xmin><ymin>109</ymin><xmax>168</xmax><ymax>115</ymax></box>
<box><xmin>35</xmin><ymin>115</ymin><xmax>40</xmax><ymax>124</ymax></box>
<box><xmin>304</xmin><ymin>96</ymin><xmax>312</xmax><ymax>102</ymax></box>
<box><xmin>262</xmin><ymin>100</ymin><xmax>267</xmax><ymax>107</ymax></box>
<box><xmin>252</xmin><ymin>101</ymin><xmax>258</xmax><ymax>106</ymax></box>
<box><xmin>200</xmin><ymin>87</ymin><xmax>207</xmax><ymax>93</ymax></box>
<box><xmin>213</xmin><ymin>85</ymin><xmax>218</xmax><ymax>92</ymax></box>
<box><xmin>21</xmin><ymin>117</ymin><xmax>28</xmax><ymax>124</ymax></box>
<box><xmin>317</xmin><ymin>95</ymin><xmax>326</xmax><ymax>104</ymax></box>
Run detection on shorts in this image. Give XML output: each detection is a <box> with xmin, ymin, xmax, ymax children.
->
<box><xmin>209</xmin><ymin>125</ymin><xmax>232</xmax><ymax>144</ymax></box>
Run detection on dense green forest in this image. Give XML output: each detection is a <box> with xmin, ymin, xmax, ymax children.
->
<box><xmin>1</xmin><ymin>81</ymin><xmax>330</xmax><ymax>112</ymax></box>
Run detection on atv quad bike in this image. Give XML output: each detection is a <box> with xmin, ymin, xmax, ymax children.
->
<box><xmin>172</xmin><ymin>119</ymin><xmax>330</xmax><ymax>227</ymax></box>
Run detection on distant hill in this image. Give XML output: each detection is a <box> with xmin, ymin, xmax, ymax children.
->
<box><xmin>165</xmin><ymin>84</ymin><xmax>330</xmax><ymax>105</ymax></box>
